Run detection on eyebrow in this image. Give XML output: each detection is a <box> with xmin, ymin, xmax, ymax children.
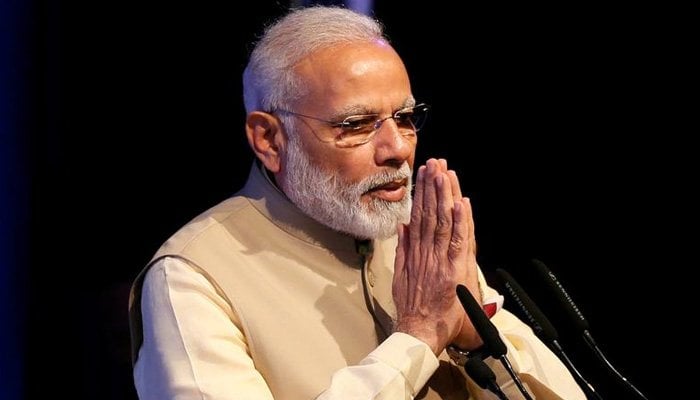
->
<box><xmin>331</xmin><ymin>97</ymin><xmax>416</xmax><ymax>119</ymax></box>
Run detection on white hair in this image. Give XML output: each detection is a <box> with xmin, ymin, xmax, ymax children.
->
<box><xmin>242</xmin><ymin>6</ymin><xmax>386</xmax><ymax>115</ymax></box>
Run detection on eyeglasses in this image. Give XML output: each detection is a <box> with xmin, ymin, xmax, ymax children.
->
<box><xmin>273</xmin><ymin>103</ymin><xmax>430</xmax><ymax>148</ymax></box>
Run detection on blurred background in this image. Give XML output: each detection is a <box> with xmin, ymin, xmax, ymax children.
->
<box><xmin>3</xmin><ymin>0</ymin><xmax>688</xmax><ymax>398</ymax></box>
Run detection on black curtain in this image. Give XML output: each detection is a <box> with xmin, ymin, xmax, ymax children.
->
<box><xmin>19</xmin><ymin>1</ymin><xmax>682</xmax><ymax>399</ymax></box>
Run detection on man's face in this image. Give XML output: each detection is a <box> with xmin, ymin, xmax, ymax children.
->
<box><xmin>277</xmin><ymin>40</ymin><xmax>417</xmax><ymax>239</ymax></box>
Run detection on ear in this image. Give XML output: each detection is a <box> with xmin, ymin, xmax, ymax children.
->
<box><xmin>245</xmin><ymin>111</ymin><xmax>284</xmax><ymax>173</ymax></box>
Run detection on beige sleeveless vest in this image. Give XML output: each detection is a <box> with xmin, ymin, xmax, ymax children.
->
<box><xmin>129</xmin><ymin>164</ymin><xmax>474</xmax><ymax>399</ymax></box>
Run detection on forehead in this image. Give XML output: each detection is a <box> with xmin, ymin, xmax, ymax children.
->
<box><xmin>293</xmin><ymin>40</ymin><xmax>413</xmax><ymax>114</ymax></box>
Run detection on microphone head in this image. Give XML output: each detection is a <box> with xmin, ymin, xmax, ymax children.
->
<box><xmin>496</xmin><ymin>268</ymin><xmax>559</xmax><ymax>344</ymax></box>
<box><xmin>456</xmin><ymin>284</ymin><xmax>507</xmax><ymax>357</ymax></box>
<box><xmin>531</xmin><ymin>258</ymin><xmax>590</xmax><ymax>333</ymax></box>
<box><xmin>464</xmin><ymin>356</ymin><xmax>497</xmax><ymax>390</ymax></box>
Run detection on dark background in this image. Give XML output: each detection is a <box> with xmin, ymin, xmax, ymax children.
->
<box><xmin>4</xmin><ymin>1</ymin><xmax>689</xmax><ymax>399</ymax></box>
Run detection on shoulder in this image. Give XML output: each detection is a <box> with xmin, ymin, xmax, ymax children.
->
<box><xmin>153</xmin><ymin>195</ymin><xmax>255</xmax><ymax>260</ymax></box>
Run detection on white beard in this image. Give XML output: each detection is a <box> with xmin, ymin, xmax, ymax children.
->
<box><xmin>282</xmin><ymin>134</ymin><xmax>412</xmax><ymax>240</ymax></box>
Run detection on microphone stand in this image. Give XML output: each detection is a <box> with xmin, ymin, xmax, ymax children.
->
<box><xmin>464</xmin><ymin>354</ymin><xmax>510</xmax><ymax>400</ymax></box>
<box><xmin>497</xmin><ymin>356</ymin><xmax>532</xmax><ymax>400</ymax></box>
<box><xmin>548</xmin><ymin>339</ymin><xmax>602</xmax><ymax>400</ymax></box>
<box><xmin>582</xmin><ymin>331</ymin><xmax>648</xmax><ymax>400</ymax></box>
<box><xmin>532</xmin><ymin>259</ymin><xmax>649</xmax><ymax>400</ymax></box>
<box><xmin>496</xmin><ymin>269</ymin><xmax>603</xmax><ymax>400</ymax></box>
<box><xmin>456</xmin><ymin>284</ymin><xmax>534</xmax><ymax>400</ymax></box>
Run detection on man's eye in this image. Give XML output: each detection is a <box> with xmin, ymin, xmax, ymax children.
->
<box><xmin>342</xmin><ymin>116</ymin><xmax>376</xmax><ymax>131</ymax></box>
<box><xmin>395</xmin><ymin>111</ymin><xmax>413</xmax><ymax>124</ymax></box>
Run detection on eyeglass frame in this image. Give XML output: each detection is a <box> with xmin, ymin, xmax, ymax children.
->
<box><xmin>270</xmin><ymin>103</ymin><xmax>430</xmax><ymax>147</ymax></box>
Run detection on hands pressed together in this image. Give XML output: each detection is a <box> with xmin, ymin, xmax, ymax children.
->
<box><xmin>393</xmin><ymin>158</ymin><xmax>483</xmax><ymax>355</ymax></box>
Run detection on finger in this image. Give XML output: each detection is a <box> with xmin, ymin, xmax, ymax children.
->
<box><xmin>409</xmin><ymin>165</ymin><xmax>426</xmax><ymax>249</ymax></box>
<box><xmin>409</xmin><ymin>165</ymin><xmax>427</xmax><ymax>238</ymax></box>
<box><xmin>406</xmin><ymin>165</ymin><xmax>429</xmax><ymax>305</ymax></box>
<box><xmin>435</xmin><ymin>158</ymin><xmax>463</xmax><ymax>203</ymax></box>
<box><xmin>438</xmin><ymin>158</ymin><xmax>447</xmax><ymax>172</ymax></box>
<box><xmin>433</xmin><ymin>172</ymin><xmax>455</xmax><ymax>259</ymax></box>
<box><xmin>449</xmin><ymin>197</ymin><xmax>469</xmax><ymax>263</ymax></box>
<box><xmin>394</xmin><ymin>223</ymin><xmax>407</xmax><ymax>279</ymax></box>
<box><xmin>461</xmin><ymin>197</ymin><xmax>481</xmax><ymax>303</ymax></box>
<box><xmin>392</xmin><ymin>224</ymin><xmax>408</xmax><ymax>305</ymax></box>
<box><xmin>419</xmin><ymin>160</ymin><xmax>440</xmax><ymax>253</ymax></box>
<box><xmin>410</xmin><ymin>165</ymin><xmax>426</xmax><ymax>229</ymax></box>
<box><xmin>447</xmin><ymin>170</ymin><xmax>463</xmax><ymax>202</ymax></box>
<box><xmin>463</xmin><ymin>197</ymin><xmax>476</xmax><ymax>256</ymax></box>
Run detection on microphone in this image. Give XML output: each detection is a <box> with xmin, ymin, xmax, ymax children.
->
<box><xmin>495</xmin><ymin>268</ymin><xmax>603</xmax><ymax>400</ymax></box>
<box><xmin>456</xmin><ymin>284</ymin><xmax>534</xmax><ymax>400</ymax></box>
<box><xmin>531</xmin><ymin>259</ymin><xmax>649</xmax><ymax>400</ymax></box>
<box><xmin>464</xmin><ymin>356</ymin><xmax>510</xmax><ymax>400</ymax></box>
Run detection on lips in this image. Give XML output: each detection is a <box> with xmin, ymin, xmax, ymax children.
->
<box><xmin>368</xmin><ymin>178</ymin><xmax>407</xmax><ymax>191</ymax></box>
<box><xmin>377</xmin><ymin>178</ymin><xmax>407</xmax><ymax>190</ymax></box>
<box><xmin>366</xmin><ymin>178</ymin><xmax>408</xmax><ymax>201</ymax></box>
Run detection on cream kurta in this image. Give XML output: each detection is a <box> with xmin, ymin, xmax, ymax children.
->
<box><xmin>129</xmin><ymin>163</ymin><xmax>585</xmax><ymax>399</ymax></box>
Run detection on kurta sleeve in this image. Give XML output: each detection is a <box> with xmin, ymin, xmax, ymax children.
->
<box><xmin>134</xmin><ymin>257</ymin><xmax>440</xmax><ymax>400</ymax></box>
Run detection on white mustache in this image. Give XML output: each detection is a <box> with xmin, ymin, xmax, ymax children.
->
<box><xmin>359</xmin><ymin>163</ymin><xmax>411</xmax><ymax>193</ymax></box>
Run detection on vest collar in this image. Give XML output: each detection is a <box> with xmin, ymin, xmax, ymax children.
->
<box><xmin>241</xmin><ymin>162</ymin><xmax>360</xmax><ymax>253</ymax></box>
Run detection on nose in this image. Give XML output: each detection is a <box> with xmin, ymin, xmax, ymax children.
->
<box><xmin>372</xmin><ymin>116</ymin><xmax>414</xmax><ymax>166</ymax></box>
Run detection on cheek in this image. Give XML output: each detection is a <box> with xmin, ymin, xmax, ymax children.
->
<box><xmin>345</xmin><ymin>150</ymin><xmax>394</xmax><ymax>183</ymax></box>
<box><xmin>317</xmin><ymin>149</ymin><xmax>373</xmax><ymax>182</ymax></box>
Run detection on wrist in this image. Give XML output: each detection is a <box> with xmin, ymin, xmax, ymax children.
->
<box><xmin>394</xmin><ymin>320</ymin><xmax>442</xmax><ymax>355</ymax></box>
